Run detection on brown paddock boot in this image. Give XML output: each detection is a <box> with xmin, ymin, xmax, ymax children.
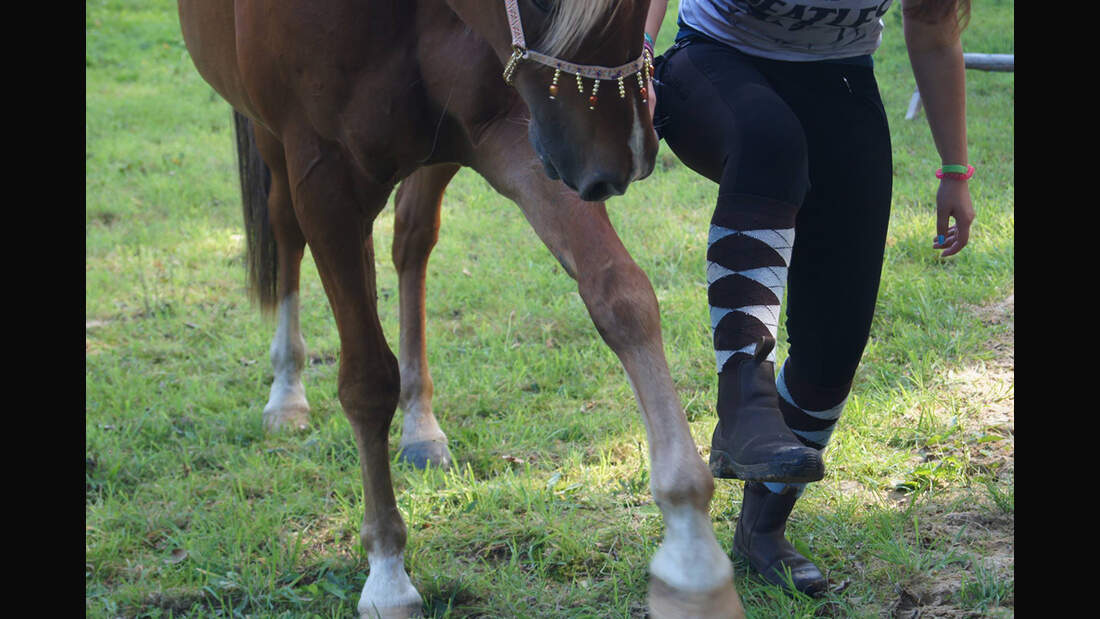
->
<box><xmin>733</xmin><ymin>481</ymin><xmax>828</xmax><ymax>597</ymax></box>
<box><xmin>709</xmin><ymin>336</ymin><xmax>824</xmax><ymax>483</ymax></box>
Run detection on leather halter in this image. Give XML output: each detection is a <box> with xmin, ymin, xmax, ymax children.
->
<box><xmin>502</xmin><ymin>0</ymin><xmax>648</xmax><ymax>86</ymax></box>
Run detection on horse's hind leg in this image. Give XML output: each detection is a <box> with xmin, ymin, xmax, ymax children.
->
<box><xmin>252</xmin><ymin>125</ymin><xmax>311</xmax><ymax>432</ymax></box>
<box><xmin>281</xmin><ymin>131</ymin><xmax>420</xmax><ymax>617</ymax></box>
<box><xmin>470</xmin><ymin>123</ymin><xmax>743</xmax><ymax>617</ymax></box>
<box><xmin>392</xmin><ymin>163</ymin><xmax>461</xmax><ymax>469</ymax></box>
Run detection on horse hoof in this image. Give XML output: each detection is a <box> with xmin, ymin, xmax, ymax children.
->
<box><xmin>359</xmin><ymin>601</ymin><xmax>422</xmax><ymax>619</ymax></box>
<box><xmin>398</xmin><ymin>440</ymin><xmax>453</xmax><ymax>470</ymax></box>
<box><xmin>359</xmin><ymin>602</ymin><xmax>422</xmax><ymax>619</ymax></box>
<box><xmin>262</xmin><ymin>405</ymin><xmax>310</xmax><ymax>433</ymax></box>
<box><xmin>648</xmin><ymin>574</ymin><xmax>745</xmax><ymax>619</ymax></box>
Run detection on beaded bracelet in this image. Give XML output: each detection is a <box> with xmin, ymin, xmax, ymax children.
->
<box><xmin>935</xmin><ymin>164</ymin><xmax>975</xmax><ymax>181</ymax></box>
<box><xmin>643</xmin><ymin>32</ymin><xmax>654</xmax><ymax>58</ymax></box>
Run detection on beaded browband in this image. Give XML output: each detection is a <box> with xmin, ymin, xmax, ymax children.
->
<box><xmin>502</xmin><ymin>0</ymin><xmax>653</xmax><ymax>110</ymax></box>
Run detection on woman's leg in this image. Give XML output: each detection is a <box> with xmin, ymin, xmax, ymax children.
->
<box><xmin>767</xmin><ymin>60</ymin><xmax>895</xmax><ymax>487</ymax></box>
<box><xmin>734</xmin><ymin>58</ymin><xmax>894</xmax><ymax>596</ymax></box>
<box><xmin>653</xmin><ymin>40</ymin><xmax>822</xmax><ymax>483</ymax></box>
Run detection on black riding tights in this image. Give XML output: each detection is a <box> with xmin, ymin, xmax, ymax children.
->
<box><xmin>653</xmin><ymin>35</ymin><xmax>893</xmax><ymax>397</ymax></box>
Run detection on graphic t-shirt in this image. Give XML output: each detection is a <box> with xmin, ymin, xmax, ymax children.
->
<box><xmin>678</xmin><ymin>0</ymin><xmax>895</xmax><ymax>62</ymax></box>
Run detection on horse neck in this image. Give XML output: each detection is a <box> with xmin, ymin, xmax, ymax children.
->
<box><xmin>412</xmin><ymin>0</ymin><xmax>524</xmax><ymax>154</ymax></box>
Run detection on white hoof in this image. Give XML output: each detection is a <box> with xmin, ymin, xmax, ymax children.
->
<box><xmin>357</xmin><ymin>555</ymin><xmax>422</xmax><ymax>619</ymax></box>
<box><xmin>649</xmin><ymin>574</ymin><xmax>745</xmax><ymax>619</ymax></box>
<box><xmin>262</xmin><ymin>404</ymin><xmax>310</xmax><ymax>432</ymax></box>
<box><xmin>358</xmin><ymin>601</ymin><xmax>422</xmax><ymax>619</ymax></box>
<box><xmin>648</xmin><ymin>504</ymin><xmax>744</xmax><ymax>617</ymax></box>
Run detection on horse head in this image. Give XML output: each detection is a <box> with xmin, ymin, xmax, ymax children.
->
<box><xmin>449</xmin><ymin>0</ymin><xmax>657</xmax><ymax>202</ymax></box>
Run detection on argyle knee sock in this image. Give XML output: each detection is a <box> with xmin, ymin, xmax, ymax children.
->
<box><xmin>708</xmin><ymin>196</ymin><xmax>797</xmax><ymax>374</ymax></box>
<box><xmin>763</xmin><ymin>360</ymin><xmax>852</xmax><ymax>496</ymax></box>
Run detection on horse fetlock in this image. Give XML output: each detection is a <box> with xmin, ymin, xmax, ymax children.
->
<box><xmin>397</xmin><ymin>370</ymin><xmax>434</xmax><ymax>413</ymax></box>
<box><xmin>650</xmin><ymin>453</ymin><xmax>714</xmax><ymax>511</ymax></box>
<box><xmin>269</xmin><ymin>335</ymin><xmax>307</xmax><ymax>372</ymax></box>
<box><xmin>399</xmin><ymin>398</ymin><xmax>444</xmax><ymax>440</ymax></box>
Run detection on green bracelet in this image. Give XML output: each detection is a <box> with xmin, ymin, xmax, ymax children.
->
<box><xmin>940</xmin><ymin>164</ymin><xmax>970</xmax><ymax>174</ymax></box>
<box><xmin>644</xmin><ymin>32</ymin><xmax>654</xmax><ymax>47</ymax></box>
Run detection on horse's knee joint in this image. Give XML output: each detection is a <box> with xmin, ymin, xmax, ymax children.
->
<box><xmin>338</xmin><ymin>359</ymin><xmax>401</xmax><ymax>428</ymax></box>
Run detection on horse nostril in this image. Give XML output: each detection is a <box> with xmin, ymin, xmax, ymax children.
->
<box><xmin>578</xmin><ymin>175</ymin><xmax>628</xmax><ymax>202</ymax></box>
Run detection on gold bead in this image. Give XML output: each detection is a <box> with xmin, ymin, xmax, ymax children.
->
<box><xmin>549</xmin><ymin>69</ymin><xmax>560</xmax><ymax>100</ymax></box>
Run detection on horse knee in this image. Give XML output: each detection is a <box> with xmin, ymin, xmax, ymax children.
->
<box><xmin>338</xmin><ymin>352</ymin><xmax>401</xmax><ymax>436</ymax></box>
<box><xmin>579</xmin><ymin>260</ymin><xmax>661</xmax><ymax>352</ymax></box>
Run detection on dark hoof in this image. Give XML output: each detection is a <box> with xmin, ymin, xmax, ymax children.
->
<box><xmin>398</xmin><ymin>440</ymin><xmax>453</xmax><ymax>470</ymax></box>
<box><xmin>708</xmin><ymin>446</ymin><xmax>824</xmax><ymax>483</ymax></box>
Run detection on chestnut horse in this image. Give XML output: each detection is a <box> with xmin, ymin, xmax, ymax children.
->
<box><xmin>178</xmin><ymin>1</ymin><xmax>743</xmax><ymax>617</ymax></box>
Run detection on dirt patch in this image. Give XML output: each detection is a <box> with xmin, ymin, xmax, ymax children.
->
<box><xmin>889</xmin><ymin>292</ymin><xmax>1015</xmax><ymax>617</ymax></box>
<box><xmin>951</xmin><ymin>292</ymin><xmax>1014</xmax><ymax>480</ymax></box>
<box><xmin>965</xmin><ymin>292</ymin><xmax>1014</xmax><ymax>370</ymax></box>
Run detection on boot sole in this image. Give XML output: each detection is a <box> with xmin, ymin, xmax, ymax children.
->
<box><xmin>708</xmin><ymin>449</ymin><xmax>824</xmax><ymax>483</ymax></box>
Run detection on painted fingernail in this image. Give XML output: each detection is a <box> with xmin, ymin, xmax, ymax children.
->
<box><xmin>935</xmin><ymin>235</ymin><xmax>945</xmax><ymax>244</ymax></box>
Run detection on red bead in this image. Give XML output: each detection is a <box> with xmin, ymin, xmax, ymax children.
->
<box><xmin>639</xmin><ymin>87</ymin><xmax>647</xmax><ymax>100</ymax></box>
<box><xmin>548</xmin><ymin>84</ymin><xmax>558</xmax><ymax>99</ymax></box>
<box><xmin>588</xmin><ymin>95</ymin><xmax>598</xmax><ymax>107</ymax></box>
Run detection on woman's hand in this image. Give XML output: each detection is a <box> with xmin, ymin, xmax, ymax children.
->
<box><xmin>932</xmin><ymin>178</ymin><xmax>975</xmax><ymax>257</ymax></box>
<box><xmin>902</xmin><ymin>1</ymin><xmax>974</xmax><ymax>259</ymax></box>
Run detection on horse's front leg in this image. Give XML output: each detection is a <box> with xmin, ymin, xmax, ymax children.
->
<box><xmin>281</xmin><ymin>128</ymin><xmax>421</xmax><ymax>618</ymax></box>
<box><xmin>391</xmin><ymin>163</ymin><xmax>462</xmax><ymax>469</ymax></box>
<box><xmin>567</xmin><ymin>208</ymin><xmax>743</xmax><ymax>618</ymax></box>
<box><xmin>469</xmin><ymin>122</ymin><xmax>744</xmax><ymax>618</ymax></box>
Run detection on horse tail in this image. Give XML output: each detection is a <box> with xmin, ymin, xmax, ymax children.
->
<box><xmin>232</xmin><ymin>109</ymin><xmax>278</xmax><ymax>314</ymax></box>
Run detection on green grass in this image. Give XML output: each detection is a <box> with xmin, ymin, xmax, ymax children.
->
<box><xmin>87</xmin><ymin>1</ymin><xmax>1014</xmax><ymax>617</ymax></box>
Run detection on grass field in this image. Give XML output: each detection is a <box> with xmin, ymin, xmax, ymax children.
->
<box><xmin>86</xmin><ymin>1</ymin><xmax>1014</xmax><ymax>617</ymax></box>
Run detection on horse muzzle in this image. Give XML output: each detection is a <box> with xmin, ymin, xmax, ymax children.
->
<box><xmin>529</xmin><ymin>125</ymin><xmax>640</xmax><ymax>203</ymax></box>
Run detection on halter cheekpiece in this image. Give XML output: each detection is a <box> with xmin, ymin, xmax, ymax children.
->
<box><xmin>502</xmin><ymin>0</ymin><xmax>653</xmax><ymax>110</ymax></box>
